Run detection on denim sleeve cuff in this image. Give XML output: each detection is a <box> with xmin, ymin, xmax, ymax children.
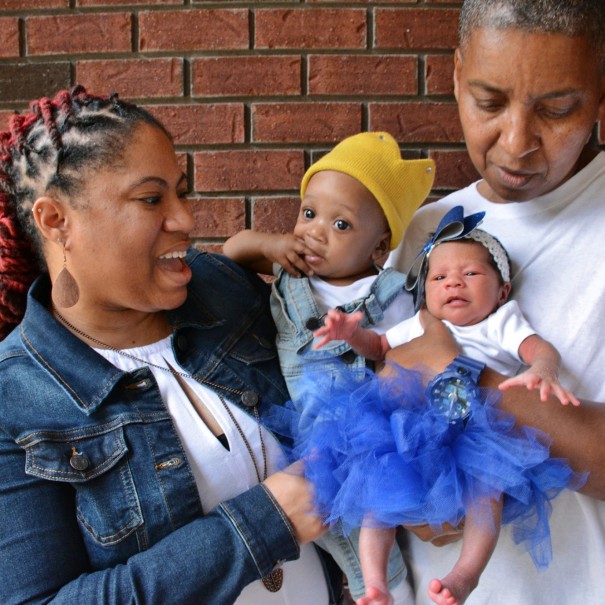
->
<box><xmin>218</xmin><ymin>483</ymin><xmax>300</xmax><ymax>577</ymax></box>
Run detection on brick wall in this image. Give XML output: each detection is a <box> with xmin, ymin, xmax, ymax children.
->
<box><xmin>0</xmin><ymin>1</ymin><xmax>601</xmax><ymax>251</ymax></box>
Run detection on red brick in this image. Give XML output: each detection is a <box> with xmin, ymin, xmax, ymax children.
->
<box><xmin>76</xmin><ymin>59</ymin><xmax>183</xmax><ymax>99</ymax></box>
<box><xmin>255</xmin><ymin>8</ymin><xmax>367</xmax><ymax>49</ymax></box>
<box><xmin>306</xmin><ymin>0</ymin><xmax>415</xmax><ymax>2</ymax></box>
<box><xmin>27</xmin><ymin>14</ymin><xmax>131</xmax><ymax>55</ymax></box>
<box><xmin>369</xmin><ymin>102</ymin><xmax>462</xmax><ymax>143</ymax></box>
<box><xmin>375</xmin><ymin>8</ymin><xmax>459</xmax><ymax>50</ymax></box>
<box><xmin>139</xmin><ymin>10</ymin><xmax>248</xmax><ymax>52</ymax></box>
<box><xmin>252</xmin><ymin>103</ymin><xmax>361</xmax><ymax>143</ymax></box>
<box><xmin>309</xmin><ymin>55</ymin><xmax>417</xmax><ymax>96</ymax></box>
<box><xmin>175</xmin><ymin>152</ymin><xmax>187</xmax><ymax>176</ymax></box>
<box><xmin>194</xmin><ymin>150</ymin><xmax>304</xmax><ymax>193</ymax></box>
<box><xmin>0</xmin><ymin>109</ymin><xmax>16</xmax><ymax>130</ymax></box>
<box><xmin>0</xmin><ymin>0</ymin><xmax>66</xmax><ymax>6</ymax></box>
<box><xmin>192</xmin><ymin>56</ymin><xmax>301</xmax><ymax>97</ymax></box>
<box><xmin>430</xmin><ymin>149</ymin><xmax>479</xmax><ymax>190</ymax></box>
<box><xmin>425</xmin><ymin>54</ymin><xmax>455</xmax><ymax>95</ymax></box>
<box><xmin>252</xmin><ymin>197</ymin><xmax>300</xmax><ymax>233</ymax></box>
<box><xmin>0</xmin><ymin>17</ymin><xmax>19</xmax><ymax>59</ymax></box>
<box><xmin>190</xmin><ymin>197</ymin><xmax>245</xmax><ymax>238</ymax></box>
<box><xmin>148</xmin><ymin>104</ymin><xmax>245</xmax><ymax>146</ymax></box>
<box><xmin>78</xmin><ymin>0</ymin><xmax>179</xmax><ymax>5</ymax></box>
<box><xmin>0</xmin><ymin>62</ymin><xmax>71</xmax><ymax>103</ymax></box>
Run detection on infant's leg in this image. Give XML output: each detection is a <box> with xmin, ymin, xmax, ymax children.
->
<box><xmin>428</xmin><ymin>496</ymin><xmax>502</xmax><ymax>605</ymax></box>
<box><xmin>356</xmin><ymin>525</ymin><xmax>396</xmax><ymax>605</ymax></box>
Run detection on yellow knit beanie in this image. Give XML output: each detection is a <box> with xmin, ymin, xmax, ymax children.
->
<box><xmin>300</xmin><ymin>132</ymin><xmax>435</xmax><ymax>250</ymax></box>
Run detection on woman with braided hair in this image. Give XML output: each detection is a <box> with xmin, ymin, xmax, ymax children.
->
<box><xmin>0</xmin><ymin>86</ymin><xmax>338</xmax><ymax>604</ymax></box>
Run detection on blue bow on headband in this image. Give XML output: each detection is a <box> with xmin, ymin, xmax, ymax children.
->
<box><xmin>405</xmin><ymin>205</ymin><xmax>485</xmax><ymax>308</ymax></box>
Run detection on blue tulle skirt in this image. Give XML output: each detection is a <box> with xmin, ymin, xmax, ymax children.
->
<box><xmin>267</xmin><ymin>363</ymin><xmax>587</xmax><ymax>570</ymax></box>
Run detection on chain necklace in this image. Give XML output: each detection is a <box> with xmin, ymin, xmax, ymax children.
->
<box><xmin>53</xmin><ymin>308</ymin><xmax>284</xmax><ymax>592</ymax></box>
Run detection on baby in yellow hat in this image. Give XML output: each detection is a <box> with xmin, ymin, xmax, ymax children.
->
<box><xmin>224</xmin><ymin>131</ymin><xmax>434</xmax><ymax>605</ymax></box>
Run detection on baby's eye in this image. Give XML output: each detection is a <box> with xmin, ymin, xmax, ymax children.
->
<box><xmin>302</xmin><ymin>208</ymin><xmax>315</xmax><ymax>219</ymax></box>
<box><xmin>334</xmin><ymin>219</ymin><xmax>350</xmax><ymax>231</ymax></box>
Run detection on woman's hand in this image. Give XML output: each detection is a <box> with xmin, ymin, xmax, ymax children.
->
<box><xmin>385</xmin><ymin>308</ymin><xmax>460</xmax><ymax>373</ymax></box>
<box><xmin>263</xmin><ymin>461</ymin><xmax>326</xmax><ymax>544</ymax></box>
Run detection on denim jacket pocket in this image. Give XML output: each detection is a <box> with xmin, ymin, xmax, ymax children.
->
<box><xmin>24</xmin><ymin>424</ymin><xmax>143</xmax><ymax>546</ymax></box>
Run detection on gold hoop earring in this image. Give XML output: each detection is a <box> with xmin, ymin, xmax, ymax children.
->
<box><xmin>52</xmin><ymin>238</ymin><xmax>80</xmax><ymax>308</ymax></box>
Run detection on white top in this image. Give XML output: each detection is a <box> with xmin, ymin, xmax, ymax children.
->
<box><xmin>309</xmin><ymin>272</ymin><xmax>413</xmax><ymax>334</ymax></box>
<box><xmin>385</xmin><ymin>301</ymin><xmax>536</xmax><ymax>376</ymax></box>
<box><xmin>95</xmin><ymin>337</ymin><xmax>329</xmax><ymax>605</ymax></box>
<box><xmin>386</xmin><ymin>152</ymin><xmax>605</xmax><ymax>605</ymax></box>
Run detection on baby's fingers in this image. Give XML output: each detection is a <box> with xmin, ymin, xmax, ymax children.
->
<box><xmin>549</xmin><ymin>383</ymin><xmax>581</xmax><ymax>407</ymax></box>
<box><xmin>498</xmin><ymin>376</ymin><xmax>522</xmax><ymax>391</ymax></box>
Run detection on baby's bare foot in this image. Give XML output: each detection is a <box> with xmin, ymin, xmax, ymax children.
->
<box><xmin>356</xmin><ymin>585</ymin><xmax>393</xmax><ymax>605</ymax></box>
<box><xmin>428</xmin><ymin>569</ymin><xmax>477</xmax><ymax>605</ymax></box>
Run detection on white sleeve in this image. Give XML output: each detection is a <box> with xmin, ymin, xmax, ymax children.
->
<box><xmin>385</xmin><ymin>313</ymin><xmax>424</xmax><ymax>349</ymax></box>
<box><xmin>488</xmin><ymin>300</ymin><xmax>537</xmax><ymax>362</ymax></box>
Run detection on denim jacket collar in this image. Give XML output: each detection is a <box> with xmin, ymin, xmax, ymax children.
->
<box><xmin>19</xmin><ymin>268</ymin><xmax>228</xmax><ymax>417</ymax></box>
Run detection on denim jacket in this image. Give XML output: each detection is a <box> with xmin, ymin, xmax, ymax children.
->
<box><xmin>0</xmin><ymin>251</ymin><xmax>341</xmax><ymax>605</ymax></box>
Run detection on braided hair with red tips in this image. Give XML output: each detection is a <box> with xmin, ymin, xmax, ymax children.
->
<box><xmin>0</xmin><ymin>85</ymin><xmax>170</xmax><ymax>340</ymax></box>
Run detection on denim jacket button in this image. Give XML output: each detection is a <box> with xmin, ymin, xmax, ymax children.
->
<box><xmin>241</xmin><ymin>390</ymin><xmax>259</xmax><ymax>408</ymax></box>
<box><xmin>340</xmin><ymin>350</ymin><xmax>357</xmax><ymax>364</ymax></box>
<box><xmin>305</xmin><ymin>317</ymin><xmax>322</xmax><ymax>331</ymax></box>
<box><xmin>176</xmin><ymin>334</ymin><xmax>188</xmax><ymax>351</ymax></box>
<box><xmin>69</xmin><ymin>450</ymin><xmax>90</xmax><ymax>471</ymax></box>
<box><xmin>256</xmin><ymin>336</ymin><xmax>273</xmax><ymax>349</ymax></box>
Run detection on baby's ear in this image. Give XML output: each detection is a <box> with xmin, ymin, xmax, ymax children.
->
<box><xmin>498</xmin><ymin>281</ymin><xmax>512</xmax><ymax>306</ymax></box>
<box><xmin>372</xmin><ymin>230</ymin><xmax>391</xmax><ymax>262</ymax></box>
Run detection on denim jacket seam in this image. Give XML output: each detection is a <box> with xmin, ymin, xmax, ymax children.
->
<box><xmin>16</xmin><ymin>414</ymin><xmax>170</xmax><ymax>447</ymax></box>
<box><xmin>219</xmin><ymin>502</ymin><xmax>265</xmax><ymax>577</ymax></box>
<box><xmin>21</xmin><ymin>330</ymin><xmax>117</xmax><ymax>412</ymax></box>
<box><xmin>142</xmin><ymin>409</ymin><xmax>197</xmax><ymax>528</ymax></box>
<box><xmin>27</xmin><ymin>445</ymin><xmax>123</xmax><ymax>480</ymax></box>
<box><xmin>76</xmin><ymin>463</ymin><xmax>143</xmax><ymax>545</ymax></box>
<box><xmin>259</xmin><ymin>483</ymin><xmax>298</xmax><ymax>545</ymax></box>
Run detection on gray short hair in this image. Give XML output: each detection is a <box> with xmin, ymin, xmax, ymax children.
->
<box><xmin>459</xmin><ymin>0</ymin><xmax>605</xmax><ymax>70</ymax></box>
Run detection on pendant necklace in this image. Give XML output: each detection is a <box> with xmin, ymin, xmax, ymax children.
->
<box><xmin>53</xmin><ymin>308</ymin><xmax>284</xmax><ymax>592</ymax></box>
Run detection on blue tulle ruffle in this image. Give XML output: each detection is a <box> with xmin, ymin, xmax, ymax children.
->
<box><xmin>266</xmin><ymin>362</ymin><xmax>587</xmax><ymax>570</ymax></box>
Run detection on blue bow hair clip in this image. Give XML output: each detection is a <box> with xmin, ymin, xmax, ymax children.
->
<box><xmin>405</xmin><ymin>205</ymin><xmax>485</xmax><ymax>308</ymax></box>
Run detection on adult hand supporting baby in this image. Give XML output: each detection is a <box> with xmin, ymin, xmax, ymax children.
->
<box><xmin>385</xmin><ymin>308</ymin><xmax>460</xmax><ymax>374</ymax></box>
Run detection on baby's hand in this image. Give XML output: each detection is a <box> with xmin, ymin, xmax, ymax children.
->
<box><xmin>313</xmin><ymin>309</ymin><xmax>363</xmax><ymax>349</ymax></box>
<box><xmin>264</xmin><ymin>233</ymin><xmax>313</xmax><ymax>277</ymax></box>
<box><xmin>499</xmin><ymin>363</ymin><xmax>580</xmax><ymax>406</ymax></box>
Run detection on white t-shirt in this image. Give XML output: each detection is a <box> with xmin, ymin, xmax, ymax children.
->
<box><xmin>309</xmin><ymin>272</ymin><xmax>413</xmax><ymax>334</ymax></box>
<box><xmin>386</xmin><ymin>152</ymin><xmax>605</xmax><ymax>605</ymax></box>
<box><xmin>96</xmin><ymin>337</ymin><xmax>329</xmax><ymax>605</ymax></box>
<box><xmin>386</xmin><ymin>300</ymin><xmax>536</xmax><ymax>377</ymax></box>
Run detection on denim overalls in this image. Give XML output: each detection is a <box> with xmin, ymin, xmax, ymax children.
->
<box><xmin>270</xmin><ymin>267</ymin><xmax>410</xmax><ymax>599</ymax></box>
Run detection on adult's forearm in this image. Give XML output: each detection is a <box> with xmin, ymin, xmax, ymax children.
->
<box><xmin>482</xmin><ymin>368</ymin><xmax>605</xmax><ymax>499</ymax></box>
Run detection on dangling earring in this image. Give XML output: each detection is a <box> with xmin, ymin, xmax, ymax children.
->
<box><xmin>52</xmin><ymin>238</ymin><xmax>80</xmax><ymax>308</ymax></box>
